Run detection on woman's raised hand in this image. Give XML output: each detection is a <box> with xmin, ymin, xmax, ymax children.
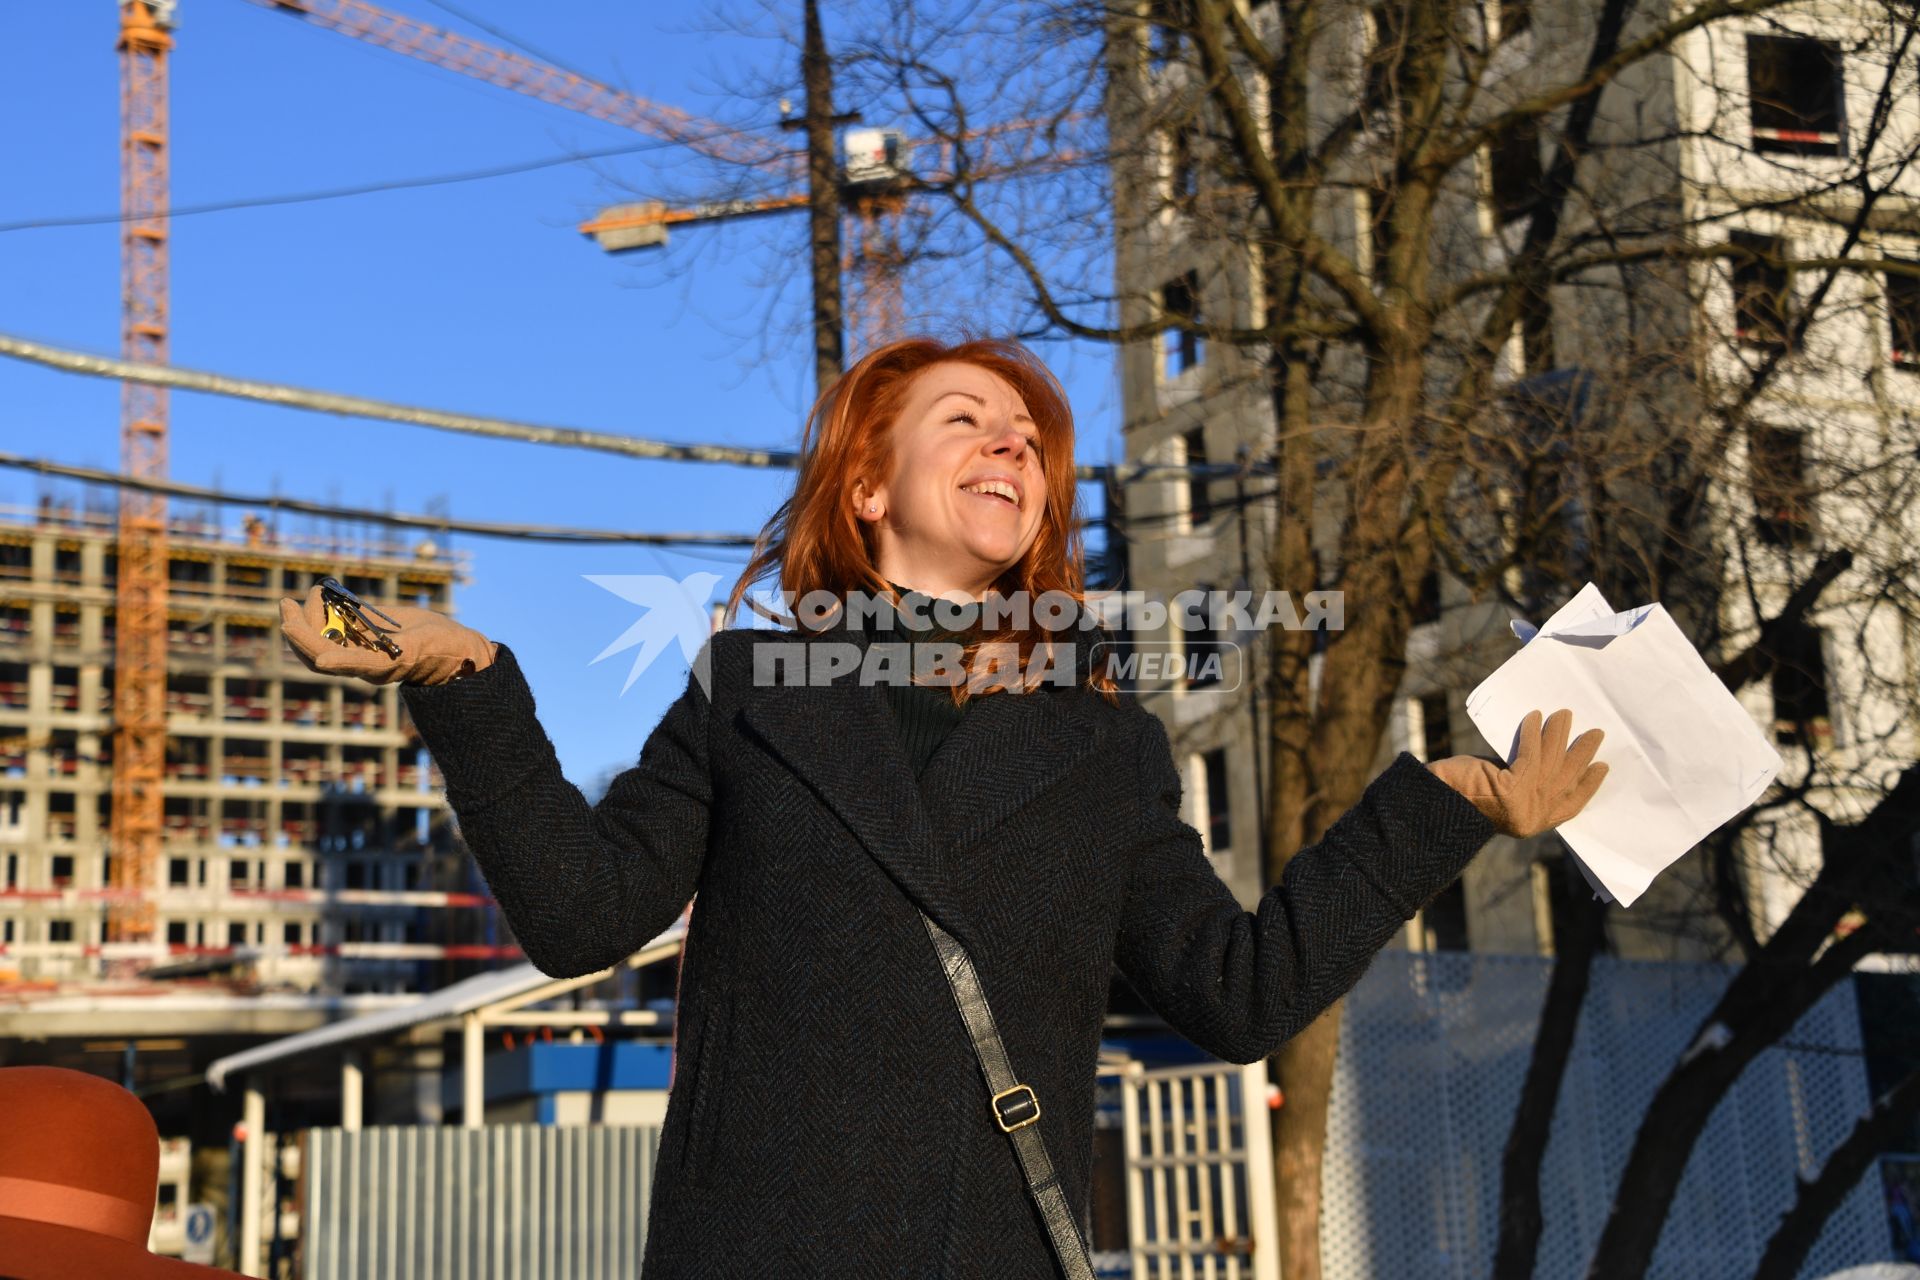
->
<box><xmin>1427</xmin><ymin>708</ymin><xmax>1608</xmax><ymax>839</ymax></box>
<box><xmin>278</xmin><ymin>583</ymin><xmax>497</xmax><ymax>686</ymax></box>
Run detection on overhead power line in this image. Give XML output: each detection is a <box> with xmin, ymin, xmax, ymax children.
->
<box><xmin>0</xmin><ymin>332</ymin><xmax>800</xmax><ymax>469</ymax></box>
<box><xmin>0</xmin><ymin>452</ymin><xmax>758</xmax><ymax>547</ymax></box>
<box><xmin>0</xmin><ymin>450</ymin><xmax>1223</xmax><ymax>546</ymax></box>
<box><xmin>0</xmin><ymin>331</ymin><xmax>1262</xmax><ymax>485</ymax></box>
<box><xmin>0</xmin><ymin>134</ymin><xmax>772</xmax><ymax>234</ymax></box>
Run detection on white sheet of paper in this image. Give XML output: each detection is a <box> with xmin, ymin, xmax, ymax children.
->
<box><xmin>1463</xmin><ymin>582</ymin><xmax>1783</xmax><ymax>907</ymax></box>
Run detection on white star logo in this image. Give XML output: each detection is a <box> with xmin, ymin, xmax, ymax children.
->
<box><xmin>583</xmin><ymin>572</ymin><xmax>723</xmax><ymax>695</ymax></box>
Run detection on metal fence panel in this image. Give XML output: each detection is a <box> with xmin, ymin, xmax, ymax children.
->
<box><xmin>302</xmin><ymin>1124</ymin><xmax>660</xmax><ymax>1280</ymax></box>
<box><xmin>1323</xmin><ymin>951</ymin><xmax>1884</xmax><ymax>1280</ymax></box>
<box><xmin>1119</xmin><ymin>1058</ymin><xmax>1282</xmax><ymax>1280</ymax></box>
<box><xmin>299</xmin><ymin>955</ymin><xmax>1882</xmax><ymax>1278</ymax></box>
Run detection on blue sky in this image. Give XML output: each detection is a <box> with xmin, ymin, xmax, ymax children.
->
<box><xmin>0</xmin><ymin>1</ymin><xmax>1121</xmax><ymax>786</ymax></box>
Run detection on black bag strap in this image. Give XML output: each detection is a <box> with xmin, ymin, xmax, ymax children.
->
<box><xmin>921</xmin><ymin>911</ymin><xmax>1097</xmax><ymax>1280</ymax></box>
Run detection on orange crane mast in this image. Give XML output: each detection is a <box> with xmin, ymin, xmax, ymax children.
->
<box><xmin>106</xmin><ymin>0</ymin><xmax>177</xmax><ymax>950</ymax></box>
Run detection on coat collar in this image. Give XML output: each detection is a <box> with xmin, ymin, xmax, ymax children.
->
<box><xmin>739</xmin><ymin>620</ymin><xmax>1108</xmax><ymax>958</ymax></box>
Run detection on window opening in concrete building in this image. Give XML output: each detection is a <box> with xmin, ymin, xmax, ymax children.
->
<box><xmin>1362</xmin><ymin>2</ymin><xmax>1404</xmax><ymax>116</ymax></box>
<box><xmin>1160</xmin><ymin>272</ymin><xmax>1203</xmax><ymax>379</ymax></box>
<box><xmin>1202</xmin><ymin>747</ymin><xmax>1231</xmax><ymax>853</ymax></box>
<box><xmin>1182</xmin><ymin>582</ymin><xmax>1221</xmax><ymax>689</ymax></box>
<box><xmin>1747</xmin><ymin>34</ymin><xmax>1845</xmax><ymax>157</ymax></box>
<box><xmin>1886</xmin><ymin>264</ymin><xmax>1920</xmax><ymax>369</ymax></box>
<box><xmin>0</xmin><ymin>664</ymin><xmax>24</xmax><ymax>712</ymax></box>
<box><xmin>1731</xmin><ymin>230</ymin><xmax>1793</xmax><ymax>349</ymax></box>
<box><xmin>1488</xmin><ymin>114</ymin><xmax>1544</xmax><ymax>225</ymax></box>
<box><xmin>1182</xmin><ymin>426</ymin><xmax>1213</xmax><ymax>525</ymax></box>
<box><xmin>1167</xmin><ymin>122</ymin><xmax>1198</xmax><ymax>213</ymax></box>
<box><xmin>1769</xmin><ymin>619</ymin><xmax>1832</xmax><ymax>745</ymax></box>
<box><xmin>1749</xmin><ymin>423</ymin><xmax>1813</xmax><ymax>548</ymax></box>
<box><xmin>1146</xmin><ymin>0</ymin><xmax>1189</xmax><ymax>70</ymax></box>
<box><xmin>1418</xmin><ymin>691</ymin><xmax>1453</xmax><ymax>761</ymax></box>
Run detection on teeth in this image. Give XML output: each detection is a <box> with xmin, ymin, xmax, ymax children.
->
<box><xmin>962</xmin><ymin>480</ymin><xmax>1019</xmax><ymax>505</ymax></box>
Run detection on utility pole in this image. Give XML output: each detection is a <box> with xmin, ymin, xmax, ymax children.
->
<box><xmin>785</xmin><ymin>0</ymin><xmax>850</xmax><ymax>396</ymax></box>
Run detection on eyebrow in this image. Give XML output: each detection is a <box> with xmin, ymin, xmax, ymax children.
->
<box><xmin>938</xmin><ymin>390</ymin><xmax>1037</xmax><ymax>427</ymax></box>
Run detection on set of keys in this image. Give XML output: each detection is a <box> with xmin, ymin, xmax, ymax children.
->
<box><xmin>316</xmin><ymin>577</ymin><xmax>405</xmax><ymax>660</ymax></box>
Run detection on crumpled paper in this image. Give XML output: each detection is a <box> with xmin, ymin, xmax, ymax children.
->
<box><xmin>1464</xmin><ymin>582</ymin><xmax>1783</xmax><ymax>907</ymax></box>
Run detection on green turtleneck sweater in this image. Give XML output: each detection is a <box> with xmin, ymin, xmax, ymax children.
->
<box><xmin>860</xmin><ymin>581</ymin><xmax>981</xmax><ymax>778</ymax></box>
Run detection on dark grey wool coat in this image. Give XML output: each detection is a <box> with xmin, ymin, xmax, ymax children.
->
<box><xmin>400</xmin><ymin>618</ymin><xmax>1499</xmax><ymax>1278</ymax></box>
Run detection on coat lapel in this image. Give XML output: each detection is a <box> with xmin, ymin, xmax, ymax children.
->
<box><xmin>739</xmin><ymin>622</ymin><xmax>1106</xmax><ymax>957</ymax></box>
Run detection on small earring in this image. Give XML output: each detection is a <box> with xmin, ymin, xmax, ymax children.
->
<box><xmin>867</xmin><ymin>505</ymin><xmax>876</xmax><ymax>513</ymax></box>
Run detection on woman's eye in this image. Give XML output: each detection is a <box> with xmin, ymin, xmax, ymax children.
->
<box><xmin>949</xmin><ymin>411</ymin><xmax>979</xmax><ymax>426</ymax></box>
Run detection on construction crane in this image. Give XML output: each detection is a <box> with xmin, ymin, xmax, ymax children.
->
<box><xmin>249</xmin><ymin>0</ymin><xmax>1076</xmax><ymax>359</ymax></box>
<box><xmin>83</xmin><ymin>0</ymin><xmax>783</xmax><ymax>959</ymax></box>
<box><xmin>581</xmin><ymin>127</ymin><xmax>914</xmax><ymax>353</ymax></box>
<box><xmin>580</xmin><ymin>120</ymin><xmax>1079</xmax><ymax>353</ymax></box>
<box><xmin>82</xmin><ymin>2</ymin><xmax>1082</xmax><ymax>969</ymax></box>
<box><xmin>240</xmin><ymin>0</ymin><xmax>786</xmax><ymax>170</ymax></box>
<box><xmin>84</xmin><ymin>0</ymin><xmax>757</xmax><ymax>955</ymax></box>
<box><xmin>106</xmin><ymin>0</ymin><xmax>177</xmax><ymax>952</ymax></box>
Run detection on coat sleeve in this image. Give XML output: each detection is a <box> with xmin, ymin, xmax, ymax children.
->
<box><xmin>1112</xmin><ymin>707</ymin><xmax>1498</xmax><ymax>1064</ymax></box>
<box><xmin>399</xmin><ymin>639</ymin><xmax>714</xmax><ymax>979</ymax></box>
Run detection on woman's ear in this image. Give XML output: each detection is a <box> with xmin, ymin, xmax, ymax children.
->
<box><xmin>854</xmin><ymin>481</ymin><xmax>884</xmax><ymax>522</ymax></box>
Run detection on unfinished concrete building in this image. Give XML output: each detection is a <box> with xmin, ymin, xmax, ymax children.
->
<box><xmin>1103</xmin><ymin>0</ymin><xmax>1920</xmax><ymax>964</ymax></box>
<box><xmin>0</xmin><ymin>499</ymin><xmax>507</xmax><ymax>1009</ymax></box>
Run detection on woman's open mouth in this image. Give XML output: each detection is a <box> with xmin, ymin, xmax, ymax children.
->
<box><xmin>960</xmin><ymin>479</ymin><xmax>1021</xmax><ymax>508</ymax></box>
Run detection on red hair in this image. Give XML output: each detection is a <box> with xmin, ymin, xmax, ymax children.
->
<box><xmin>723</xmin><ymin>336</ymin><xmax>1119</xmax><ymax>703</ymax></box>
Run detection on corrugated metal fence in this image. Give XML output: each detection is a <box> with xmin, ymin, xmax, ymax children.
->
<box><xmin>301</xmin><ymin>1124</ymin><xmax>660</xmax><ymax>1280</ymax></box>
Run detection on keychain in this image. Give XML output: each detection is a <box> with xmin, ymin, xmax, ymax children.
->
<box><xmin>316</xmin><ymin>577</ymin><xmax>405</xmax><ymax>660</ymax></box>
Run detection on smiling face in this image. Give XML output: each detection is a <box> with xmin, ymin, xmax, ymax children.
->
<box><xmin>854</xmin><ymin>360</ymin><xmax>1049</xmax><ymax>600</ymax></box>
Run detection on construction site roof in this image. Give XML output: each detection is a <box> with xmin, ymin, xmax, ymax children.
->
<box><xmin>206</xmin><ymin>917</ymin><xmax>687</xmax><ymax>1092</ymax></box>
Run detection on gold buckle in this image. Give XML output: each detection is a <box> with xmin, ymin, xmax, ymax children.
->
<box><xmin>991</xmin><ymin>1083</ymin><xmax>1041</xmax><ymax>1133</ymax></box>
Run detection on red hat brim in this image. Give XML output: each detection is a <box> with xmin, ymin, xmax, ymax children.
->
<box><xmin>0</xmin><ymin>1216</ymin><xmax>247</xmax><ymax>1280</ymax></box>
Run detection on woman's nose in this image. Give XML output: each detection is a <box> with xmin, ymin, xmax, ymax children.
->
<box><xmin>987</xmin><ymin>426</ymin><xmax>1029</xmax><ymax>460</ymax></box>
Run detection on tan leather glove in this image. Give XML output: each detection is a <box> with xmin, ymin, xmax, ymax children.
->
<box><xmin>1427</xmin><ymin>707</ymin><xmax>1609</xmax><ymax>839</ymax></box>
<box><xmin>278</xmin><ymin>583</ymin><xmax>497</xmax><ymax>686</ymax></box>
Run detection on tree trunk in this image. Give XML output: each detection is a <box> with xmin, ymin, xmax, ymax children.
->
<box><xmin>1272</xmin><ymin>1002</ymin><xmax>1343</xmax><ymax>1280</ymax></box>
<box><xmin>1261</xmin><ymin>330</ymin><xmax>1428</xmax><ymax>1277</ymax></box>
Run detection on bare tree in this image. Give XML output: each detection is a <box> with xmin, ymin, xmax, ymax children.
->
<box><xmin>837</xmin><ymin>0</ymin><xmax>1920</xmax><ymax>1273</ymax></box>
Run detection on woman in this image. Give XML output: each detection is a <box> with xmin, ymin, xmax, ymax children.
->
<box><xmin>279</xmin><ymin>336</ymin><xmax>1607</xmax><ymax>1278</ymax></box>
